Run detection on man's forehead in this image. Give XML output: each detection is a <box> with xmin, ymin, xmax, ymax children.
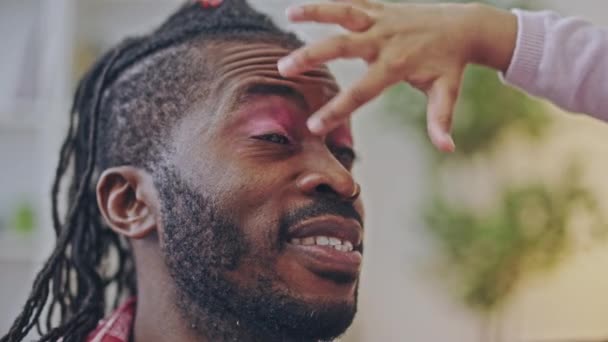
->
<box><xmin>177</xmin><ymin>41</ymin><xmax>352</xmax><ymax>145</ymax></box>
<box><xmin>208</xmin><ymin>42</ymin><xmax>340</xmax><ymax>113</ymax></box>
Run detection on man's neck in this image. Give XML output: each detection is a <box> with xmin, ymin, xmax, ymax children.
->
<box><xmin>130</xmin><ymin>246</ymin><xmax>301</xmax><ymax>341</ymax></box>
<box><xmin>130</xmin><ymin>240</ymin><xmax>204</xmax><ymax>342</ymax></box>
<box><xmin>134</xmin><ymin>285</ymin><xmax>329</xmax><ymax>342</ymax></box>
<box><xmin>133</xmin><ymin>290</ymin><xmax>317</xmax><ymax>342</ymax></box>
<box><xmin>133</xmin><ymin>267</ymin><xmax>203</xmax><ymax>342</ymax></box>
<box><xmin>130</xmin><ymin>243</ymin><xmax>324</xmax><ymax>342</ymax></box>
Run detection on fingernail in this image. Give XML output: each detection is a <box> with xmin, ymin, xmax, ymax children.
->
<box><xmin>445</xmin><ymin>134</ymin><xmax>456</xmax><ymax>152</ymax></box>
<box><xmin>285</xmin><ymin>6</ymin><xmax>304</xmax><ymax>20</ymax></box>
<box><xmin>277</xmin><ymin>57</ymin><xmax>294</xmax><ymax>76</ymax></box>
<box><xmin>308</xmin><ymin>116</ymin><xmax>324</xmax><ymax>134</ymax></box>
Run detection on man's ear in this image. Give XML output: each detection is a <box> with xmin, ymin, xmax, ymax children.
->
<box><xmin>96</xmin><ymin>166</ymin><xmax>160</xmax><ymax>239</ymax></box>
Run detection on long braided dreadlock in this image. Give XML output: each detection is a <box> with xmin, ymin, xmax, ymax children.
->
<box><xmin>2</xmin><ymin>1</ymin><xmax>301</xmax><ymax>341</ymax></box>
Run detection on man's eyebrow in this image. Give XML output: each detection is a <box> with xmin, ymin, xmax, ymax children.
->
<box><xmin>234</xmin><ymin>83</ymin><xmax>310</xmax><ymax>112</ymax></box>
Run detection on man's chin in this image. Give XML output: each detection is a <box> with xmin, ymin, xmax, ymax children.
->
<box><xmin>237</xmin><ymin>259</ymin><xmax>359</xmax><ymax>341</ymax></box>
<box><xmin>270</xmin><ymin>267</ymin><xmax>360</xmax><ymax>340</ymax></box>
<box><xmin>274</xmin><ymin>295</ymin><xmax>358</xmax><ymax>341</ymax></box>
<box><xmin>308</xmin><ymin>309</ymin><xmax>356</xmax><ymax>340</ymax></box>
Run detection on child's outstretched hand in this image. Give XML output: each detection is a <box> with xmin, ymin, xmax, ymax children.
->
<box><xmin>278</xmin><ymin>0</ymin><xmax>517</xmax><ymax>152</ymax></box>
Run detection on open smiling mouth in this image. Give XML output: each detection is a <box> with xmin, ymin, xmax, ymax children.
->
<box><xmin>285</xmin><ymin>215</ymin><xmax>363</xmax><ymax>283</ymax></box>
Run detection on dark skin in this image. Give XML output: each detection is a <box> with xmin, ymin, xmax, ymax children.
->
<box><xmin>96</xmin><ymin>42</ymin><xmax>364</xmax><ymax>342</ymax></box>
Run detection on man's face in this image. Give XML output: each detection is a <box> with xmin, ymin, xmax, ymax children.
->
<box><xmin>157</xmin><ymin>42</ymin><xmax>364</xmax><ymax>340</ymax></box>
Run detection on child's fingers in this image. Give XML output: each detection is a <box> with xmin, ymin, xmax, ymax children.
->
<box><xmin>278</xmin><ymin>34</ymin><xmax>369</xmax><ymax>77</ymax></box>
<box><xmin>332</xmin><ymin>0</ymin><xmax>383</xmax><ymax>11</ymax></box>
<box><xmin>308</xmin><ymin>63</ymin><xmax>396</xmax><ymax>135</ymax></box>
<box><xmin>286</xmin><ymin>3</ymin><xmax>374</xmax><ymax>32</ymax></box>
<box><xmin>332</xmin><ymin>0</ymin><xmax>369</xmax><ymax>5</ymax></box>
<box><xmin>425</xmin><ymin>77</ymin><xmax>459</xmax><ymax>152</ymax></box>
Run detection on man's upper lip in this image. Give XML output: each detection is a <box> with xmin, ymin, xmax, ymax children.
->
<box><xmin>286</xmin><ymin>215</ymin><xmax>363</xmax><ymax>248</ymax></box>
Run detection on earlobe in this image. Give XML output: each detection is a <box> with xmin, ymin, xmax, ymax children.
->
<box><xmin>96</xmin><ymin>167</ymin><xmax>159</xmax><ymax>239</ymax></box>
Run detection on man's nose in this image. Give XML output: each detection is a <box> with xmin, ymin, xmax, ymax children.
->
<box><xmin>296</xmin><ymin>151</ymin><xmax>360</xmax><ymax>202</ymax></box>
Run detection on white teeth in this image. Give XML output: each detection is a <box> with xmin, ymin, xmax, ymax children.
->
<box><xmin>316</xmin><ymin>236</ymin><xmax>330</xmax><ymax>246</ymax></box>
<box><xmin>329</xmin><ymin>237</ymin><xmax>341</xmax><ymax>246</ymax></box>
<box><xmin>290</xmin><ymin>235</ymin><xmax>356</xmax><ymax>252</ymax></box>
<box><xmin>302</xmin><ymin>237</ymin><xmax>316</xmax><ymax>245</ymax></box>
<box><xmin>344</xmin><ymin>241</ymin><xmax>353</xmax><ymax>252</ymax></box>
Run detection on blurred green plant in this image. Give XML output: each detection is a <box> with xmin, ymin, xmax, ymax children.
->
<box><xmin>10</xmin><ymin>201</ymin><xmax>36</xmax><ymax>234</ymax></box>
<box><xmin>426</xmin><ymin>165</ymin><xmax>605</xmax><ymax>311</ymax></box>
<box><xmin>385</xmin><ymin>65</ymin><xmax>549</xmax><ymax>158</ymax></box>
<box><xmin>381</xmin><ymin>0</ymin><xmax>605</xmax><ymax>317</ymax></box>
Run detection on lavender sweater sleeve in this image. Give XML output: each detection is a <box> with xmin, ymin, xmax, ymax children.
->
<box><xmin>503</xmin><ymin>9</ymin><xmax>608</xmax><ymax>120</ymax></box>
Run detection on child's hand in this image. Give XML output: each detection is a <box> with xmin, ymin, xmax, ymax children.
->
<box><xmin>278</xmin><ymin>0</ymin><xmax>517</xmax><ymax>152</ymax></box>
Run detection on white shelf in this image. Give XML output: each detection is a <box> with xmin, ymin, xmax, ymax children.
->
<box><xmin>0</xmin><ymin>231</ymin><xmax>40</xmax><ymax>263</ymax></box>
<box><xmin>0</xmin><ymin>97</ymin><xmax>50</xmax><ymax>132</ymax></box>
<box><xmin>0</xmin><ymin>116</ymin><xmax>38</xmax><ymax>133</ymax></box>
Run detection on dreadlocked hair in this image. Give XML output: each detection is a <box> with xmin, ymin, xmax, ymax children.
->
<box><xmin>2</xmin><ymin>1</ymin><xmax>301</xmax><ymax>341</ymax></box>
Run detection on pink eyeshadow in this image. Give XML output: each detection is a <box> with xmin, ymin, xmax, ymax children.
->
<box><xmin>328</xmin><ymin>125</ymin><xmax>353</xmax><ymax>147</ymax></box>
<box><xmin>238</xmin><ymin>100</ymin><xmax>301</xmax><ymax>134</ymax></box>
<box><xmin>236</xmin><ymin>97</ymin><xmax>354</xmax><ymax>147</ymax></box>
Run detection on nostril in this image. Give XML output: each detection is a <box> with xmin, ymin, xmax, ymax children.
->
<box><xmin>315</xmin><ymin>184</ymin><xmax>334</xmax><ymax>195</ymax></box>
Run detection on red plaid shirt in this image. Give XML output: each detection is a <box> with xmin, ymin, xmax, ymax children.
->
<box><xmin>86</xmin><ymin>298</ymin><xmax>136</xmax><ymax>342</ymax></box>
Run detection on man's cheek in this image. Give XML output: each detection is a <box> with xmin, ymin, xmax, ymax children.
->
<box><xmin>223</xmin><ymin>216</ymin><xmax>280</xmax><ymax>285</ymax></box>
<box><xmin>238</xmin><ymin>201</ymin><xmax>281</xmax><ymax>244</ymax></box>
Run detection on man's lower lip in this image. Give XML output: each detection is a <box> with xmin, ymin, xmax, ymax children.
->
<box><xmin>286</xmin><ymin>243</ymin><xmax>362</xmax><ymax>279</ymax></box>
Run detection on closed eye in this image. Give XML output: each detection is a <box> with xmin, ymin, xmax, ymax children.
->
<box><xmin>252</xmin><ymin>133</ymin><xmax>291</xmax><ymax>145</ymax></box>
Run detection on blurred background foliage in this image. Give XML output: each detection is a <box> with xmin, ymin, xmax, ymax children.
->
<box><xmin>10</xmin><ymin>201</ymin><xmax>36</xmax><ymax>235</ymax></box>
<box><xmin>383</xmin><ymin>0</ymin><xmax>606</xmax><ymax>315</ymax></box>
<box><xmin>426</xmin><ymin>164</ymin><xmax>605</xmax><ymax>311</ymax></box>
<box><xmin>385</xmin><ymin>65</ymin><xmax>549</xmax><ymax>158</ymax></box>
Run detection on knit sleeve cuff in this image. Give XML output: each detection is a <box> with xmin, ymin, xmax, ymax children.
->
<box><xmin>501</xmin><ymin>9</ymin><xmax>546</xmax><ymax>89</ymax></box>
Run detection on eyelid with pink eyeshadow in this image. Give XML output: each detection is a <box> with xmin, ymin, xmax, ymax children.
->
<box><xmin>236</xmin><ymin>105</ymin><xmax>352</xmax><ymax>148</ymax></box>
<box><xmin>245</xmin><ymin>119</ymin><xmax>296</xmax><ymax>142</ymax></box>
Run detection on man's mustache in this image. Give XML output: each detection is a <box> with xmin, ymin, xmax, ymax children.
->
<box><xmin>280</xmin><ymin>197</ymin><xmax>363</xmax><ymax>235</ymax></box>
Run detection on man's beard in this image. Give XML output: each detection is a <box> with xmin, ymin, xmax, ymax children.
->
<box><xmin>156</xmin><ymin>167</ymin><xmax>359</xmax><ymax>341</ymax></box>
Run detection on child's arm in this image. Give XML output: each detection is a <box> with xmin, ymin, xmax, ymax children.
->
<box><xmin>502</xmin><ymin>10</ymin><xmax>608</xmax><ymax>120</ymax></box>
<box><xmin>278</xmin><ymin>1</ymin><xmax>517</xmax><ymax>152</ymax></box>
<box><xmin>278</xmin><ymin>1</ymin><xmax>608</xmax><ymax>152</ymax></box>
